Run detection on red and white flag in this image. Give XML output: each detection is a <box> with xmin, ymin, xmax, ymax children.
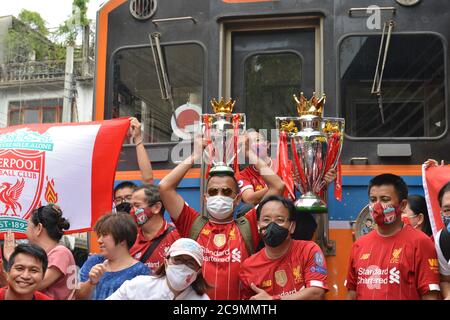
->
<box><xmin>422</xmin><ymin>164</ymin><xmax>450</xmax><ymax>236</ymax></box>
<box><xmin>0</xmin><ymin>118</ymin><xmax>130</xmax><ymax>237</ymax></box>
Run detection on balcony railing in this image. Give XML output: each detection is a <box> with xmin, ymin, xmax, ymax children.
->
<box><xmin>0</xmin><ymin>58</ymin><xmax>94</xmax><ymax>83</ymax></box>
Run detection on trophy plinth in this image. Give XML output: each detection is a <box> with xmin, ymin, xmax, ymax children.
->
<box><xmin>294</xmin><ymin>193</ymin><xmax>327</xmax><ymax>213</ymax></box>
<box><xmin>208</xmin><ymin>163</ymin><xmax>235</xmax><ymax>176</ymax></box>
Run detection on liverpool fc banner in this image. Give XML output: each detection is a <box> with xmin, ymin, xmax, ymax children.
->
<box><xmin>422</xmin><ymin>164</ymin><xmax>449</xmax><ymax>236</ymax></box>
<box><xmin>0</xmin><ymin>118</ymin><xmax>130</xmax><ymax>237</ymax></box>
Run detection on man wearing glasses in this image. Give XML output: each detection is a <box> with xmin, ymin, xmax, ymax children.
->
<box><xmin>128</xmin><ymin>185</ymin><xmax>180</xmax><ymax>273</ymax></box>
<box><xmin>159</xmin><ymin>135</ymin><xmax>285</xmax><ymax>300</ymax></box>
<box><xmin>239</xmin><ymin>195</ymin><xmax>327</xmax><ymax>300</ymax></box>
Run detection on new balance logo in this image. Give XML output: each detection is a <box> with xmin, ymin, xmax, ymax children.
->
<box><xmin>428</xmin><ymin>259</ymin><xmax>438</xmax><ymax>268</ymax></box>
<box><xmin>360</xmin><ymin>253</ymin><xmax>370</xmax><ymax>260</ymax></box>
<box><xmin>389</xmin><ymin>267</ymin><xmax>400</xmax><ymax>284</ymax></box>
<box><xmin>231</xmin><ymin>248</ymin><xmax>241</xmax><ymax>263</ymax></box>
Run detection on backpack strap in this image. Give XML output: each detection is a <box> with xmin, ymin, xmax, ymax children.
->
<box><xmin>235</xmin><ymin>215</ymin><xmax>254</xmax><ymax>255</ymax></box>
<box><xmin>189</xmin><ymin>215</ymin><xmax>209</xmax><ymax>240</ymax></box>
<box><xmin>140</xmin><ymin>225</ymin><xmax>176</xmax><ymax>263</ymax></box>
<box><xmin>189</xmin><ymin>213</ymin><xmax>254</xmax><ymax>255</ymax></box>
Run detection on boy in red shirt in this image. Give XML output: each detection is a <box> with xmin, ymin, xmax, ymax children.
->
<box><xmin>0</xmin><ymin>244</ymin><xmax>52</xmax><ymax>300</ymax></box>
<box><xmin>239</xmin><ymin>195</ymin><xmax>327</xmax><ymax>300</ymax></box>
<box><xmin>345</xmin><ymin>173</ymin><xmax>440</xmax><ymax>300</ymax></box>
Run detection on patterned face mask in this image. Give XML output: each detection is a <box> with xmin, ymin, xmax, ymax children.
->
<box><xmin>441</xmin><ymin>214</ymin><xmax>450</xmax><ymax>231</ymax></box>
<box><xmin>369</xmin><ymin>202</ymin><xmax>402</xmax><ymax>226</ymax></box>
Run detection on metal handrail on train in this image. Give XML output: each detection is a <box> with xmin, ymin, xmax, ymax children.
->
<box><xmin>152</xmin><ymin>16</ymin><xmax>197</xmax><ymax>25</ymax></box>
<box><xmin>348</xmin><ymin>7</ymin><xmax>396</xmax><ymax>16</ymax></box>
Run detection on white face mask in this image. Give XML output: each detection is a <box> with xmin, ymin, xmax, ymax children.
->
<box><xmin>206</xmin><ymin>195</ymin><xmax>234</xmax><ymax>220</ymax></box>
<box><xmin>166</xmin><ymin>264</ymin><xmax>198</xmax><ymax>292</ymax></box>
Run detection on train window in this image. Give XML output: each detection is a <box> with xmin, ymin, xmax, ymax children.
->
<box><xmin>112</xmin><ymin>43</ymin><xmax>203</xmax><ymax>143</ymax></box>
<box><xmin>340</xmin><ymin>34</ymin><xmax>445</xmax><ymax>138</ymax></box>
<box><xmin>243</xmin><ymin>52</ymin><xmax>301</xmax><ymax>133</ymax></box>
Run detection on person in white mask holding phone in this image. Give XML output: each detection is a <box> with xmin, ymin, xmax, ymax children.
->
<box><xmin>107</xmin><ymin>238</ymin><xmax>210</xmax><ymax>300</ymax></box>
<box><xmin>158</xmin><ymin>134</ymin><xmax>285</xmax><ymax>300</ymax></box>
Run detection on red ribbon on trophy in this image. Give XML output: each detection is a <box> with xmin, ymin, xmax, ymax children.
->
<box><xmin>323</xmin><ymin>131</ymin><xmax>343</xmax><ymax>201</ymax></box>
<box><xmin>290</xmin><ymin>136</ymin><xmax>308</xmax><ymax>195</ymax></box>
<box><xmin>203</xmin><ymin>114</ymin><xmax>213</xmax><ymax>179</ymax></box>
<box><xmin>277</xmin><ymin>130</ymin><xmax>295</xmax><ymax>199</ymax></box>
<box><xmin>232</xmin><ymin>114</ymin><xmax>241</xmax><ymax>176</ymax></box>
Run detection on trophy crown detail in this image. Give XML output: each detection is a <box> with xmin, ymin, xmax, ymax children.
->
<box><xmin>293</xmin><ymin>92</ymin><xmax>326</xmax><ymax>117</ymax></box>
<box><xmin>211</xmin><ymin>97</ymin><xmax>236</xmax><ymax>114</ymax></box>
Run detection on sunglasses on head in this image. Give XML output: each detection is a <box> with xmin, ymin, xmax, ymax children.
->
<box><xmin>207</xmin><ymin>187</ymin><xmax>235</xmax><ymax>197</ymax></box>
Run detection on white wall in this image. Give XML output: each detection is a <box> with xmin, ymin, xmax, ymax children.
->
<box><xmin>75</xmin><ymin>79</ymin><xmax>94</xmax><ymax>122</ymax></box>
<box><xmin>0</xmin><ymin>86</ymin><xmax>64</xmax><ymax>128</ymax></box>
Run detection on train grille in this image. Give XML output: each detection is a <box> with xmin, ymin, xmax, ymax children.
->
<box><xmin>129</xmin><ymin>0</ymin><xmax>157</xmax><ymax>20</ymax></box>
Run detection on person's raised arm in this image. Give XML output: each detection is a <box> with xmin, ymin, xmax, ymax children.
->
<box><xmin>247</xmin><ymin>144</ymin><xmax>284</xmax><ymax>198</ymax></box>
<box><xmin>241</xmin><ymin>187</ymin><xmax>269</xmax><ymax>206</ymax></box>
<box><xmin>159</xmin><ymin>136</ymin><xmax>208</xmax><ymax>222</ymax></box>
<box><xmin>424</xmin><ymin>158</ymin><xmax>445</xmax><ymax>169</ymax></box>
<box><xmin>36</xmin><ymin>267</ymin><xmax>64</xmax><ymax>291</ymax></box>
<box><xmin>129</xmin><ymin>117</ymin><xmax>153</xmax><ymax>184</ymax></box>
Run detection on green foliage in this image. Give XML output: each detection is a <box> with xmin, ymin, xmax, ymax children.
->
<box><xmin>55</xmin><ymin>0</ymin><xmax>91</xmax><ymax>46</ymax></box>
<box><xmin>5</xmin><ymin>0</ymin><xmax>91</xmax><ymax>62</ymax></box>
<box><xmin>5</xmin><ymin>10</ymin><xmax>55</xmax><ymax>62</ymax></box>
<box><xmin>17</xmin><ymin>9</ymin><xmax>48</xmax><ymax>36</ymax></box>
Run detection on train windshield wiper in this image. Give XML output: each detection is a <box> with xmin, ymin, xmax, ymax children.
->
<box><xmin>371</xmin><ymin>20</ymin><xmax>395</xmax><ymax>124</ymax></box>
<box><xmin>149</xmin><ymin>32</ymin><xmax>176</xmax><ymax>117</ymax></box>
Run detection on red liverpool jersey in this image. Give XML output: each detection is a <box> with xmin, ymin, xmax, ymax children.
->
<box><xmin>0</xmin><ymin>287</ymin><xmax>52</xmax><ymax>300</ymax></box>
<box><xmin>345</xmin><ymin>224</ymin><xmax>440</xmax><ymax>300</ymax></box>
<box><xmin>237</xmin><ymin>165</ymin><xmax>268</xmax><ymax>194</ymax></box>
<box><xmin>237</xmin><ymin>159</ymin><xmax>294</xmax><ymax>200</ymax></box>
<box><xmin>129</xmin><ymin>220</ymin><xmax>180</xmax><ymax>273</ymax></box>
<box><xmin>174</xmin><ymin>203</ymin><xmax>260</xmax><ymax>300</ymax></box>
<box><xmin>239</xmin><ymin>240</ymin><xmax>328</xmax><ymax>299</ymax></box>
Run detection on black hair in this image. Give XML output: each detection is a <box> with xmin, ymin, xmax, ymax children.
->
<box><xmin>407</xmin><ymin>194</ymin><xmax>432</xmax><ymax>237</ymax></box>
<box><xmin>8</xmin><ymin>243</ymin><xmax>48</xmax><ymax>275</ymax></box>
<box><xmin>30</xmin><ymin>204</ymin><xmax>70</xmax><ymax>242</ymax></box>
<box><xmin>206</xmin><ymin>172</ymin><xmax>240</xmax><ymax>195</ymax></box>
<box><xmin>114</xmin><ymin>181</ymin><xmax>137</xmax><ymax>195</ymax></box>
<box><xmin>134</xmin><ymin>184</ymin><xmax>165</xmax><ymax>215</ymax></box>
<box><xmin>256</xmin><ymin>195</ymin><xmax>296</xmax><ymax>221</ymax></box>
<box><xmin>438</xmin><ymin>181</ymin><xmax>450</xmax><ymax>207</ymax></box>
<box><xmin>94</xmin><ymin>212</ymin><xmax>137</xmax><ymax>249</ymax></box>
<box><xmin>368</xmin><ymin>173</ymin><xmax>408</xmax><ymax>201</ymax></box>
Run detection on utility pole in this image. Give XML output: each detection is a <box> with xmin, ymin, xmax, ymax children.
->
<box><xmin>62</xmin><ymin>46</ymin><xmax>74</xmax><ymax>123</ymax></box>
<box><xmin>82</xmin><ymin>25</ymin><xmax>89</xmax><ymax>76</ymax></box>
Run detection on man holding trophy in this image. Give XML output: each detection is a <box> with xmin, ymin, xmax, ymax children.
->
<box><xmin>159</xmin><ymin>97</ymin><xmax>285</xmax><ymax>300</ymax></box>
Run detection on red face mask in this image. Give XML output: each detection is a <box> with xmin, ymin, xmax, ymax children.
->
<box><xmin>401</xmin><ymin>215</ymin><xmax>411</xmax><ymax>225</ymax></box>
<box><xmin>369</xmin><ymin>202</ymin><xmax>402</xmax><ymax>226</ymax></box>
<box><xmin>129</xmin><ymin>207</ymin><xmax>153</xmax><ymax>225</ymax></box>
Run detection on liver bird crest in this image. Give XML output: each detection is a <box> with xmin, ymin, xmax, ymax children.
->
<box><xmin>0</xmin><ymin>178</ymin><xmax>25</xmax><ymax>216</ymax></box>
